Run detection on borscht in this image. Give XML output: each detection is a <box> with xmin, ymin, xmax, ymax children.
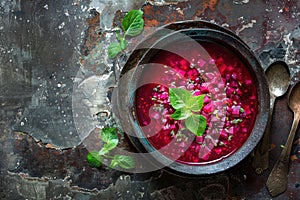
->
<box><xmin>134</xmin><ymin>40</ymin><xmax>258</xmax><ymax>165</ymax></box>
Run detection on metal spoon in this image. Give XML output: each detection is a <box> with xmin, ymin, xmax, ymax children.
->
<box><xmin>266</xmin><ymin>81</ymin><xmax>300</xmax><ymax>197</ymax></box>
<box><xmin>252</xmin><ymin>61</ymin><xmax>290</xmax><ymax>174</ymax></box>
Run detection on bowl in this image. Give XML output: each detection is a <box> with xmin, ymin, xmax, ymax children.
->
<box><xmin>113</xmin><ymin>20</ymin><xmax>269</xmax><ymax>175</ymax></box>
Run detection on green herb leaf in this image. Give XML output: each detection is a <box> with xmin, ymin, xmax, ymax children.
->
<box><xmin>120</xmin><ymin>38</ymin><xmax>128</xmax><ymax>50</ymax></box>
<box><xmin>115</xmin><ymin>32</ymin><xmax>128</xmax><ymax>50</ymax></box>
<box><xmin>110</xmin><ymin>155</ymin><xmax>135</xmax><ymax>169</ymax></box>
<box><xmin>105</xmin><ymin>139</ymin><xmax>119</xmax><ymax>150</ymax></box>
<box><xmin>86</xmin><ymin>151</ymin><xmax>102</xmax><ymax>167</ymax></box>
<box><xmin>122</xmin><ymin>10</ymin><xmax>144</xmax><ymax>37</ymax></box>
<box><xmin>231</xmin><ymin>119</ymin><xmax>243</xmax><ymax>124</ymax></box>
<box><xmin>116</xmin><ymin>31</ymin><xmax>123</xmax><ymax>41</ymax></box>
<box><xmin>101</xmin><ymin>127</ymin><xmax>118</xmax><ymax>143</ymax></box>
<box><xmin>185</xmin><ymin>114</ymin><xmax>207</xmax><ymax>136</ymax></box>
<box><xmin>108</xmin><ymin>42</ymin><xmax>122</xmax><ymax>58</ymax></box>
<box><xmin>99</xmin><ymin>138</ymin><xmax>119</xmax><ymax>155</ymax></box>
<box><xmin>169</xmin><ymin>88</ymin><xmax>193</xmax><ymax>109</ymax></box>
<box><xmin>98</xmin><ymin>147</ymin><xmax>109</xmax><ymax>156</ymax></box>
<box><xmin>187</xmin><ymin>94</ymin><xmax>205</xmax><ymax>112</ymax></box>
<box><xmin>109</xmin><ymin>158</ymin><xmax>119</xmax><ymax>169</ymax></box>
<box><xmin>170</xmin><ymin>108</ymin><xmax>192</xmax><ymax>120</ymax></box>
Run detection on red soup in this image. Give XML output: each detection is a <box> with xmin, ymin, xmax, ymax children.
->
<box><xmin>135</xmin><ymin>40</ymin><xmax>258</xmax><ymax>165</ymax></box>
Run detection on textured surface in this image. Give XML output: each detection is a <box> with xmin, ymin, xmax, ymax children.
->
<box><xmin>1</xmin><ymin>0</ymin><xmax>300</xmax><ymax>199</ymax></box>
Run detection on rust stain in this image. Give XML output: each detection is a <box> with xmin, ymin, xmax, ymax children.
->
<box><xmin>145</xmin><ymin>18</ymin><xmax>159</xmax><ymax>27</ymax></box>
<box><xmin>196</xmin><ymin>0</ymin><xmax>219</xmax><ymax>16</ymax></box>
<box><xmin>142</xmin><ymin>3</ymin><xmax>185</xmax><ymax>27</ymax></box>
<box><xmin>81</xmin><ymin>9</ymin><xmax>101</xmax><ymax>56</ymax></box>
<box><xmin>143</xmin><ymin>5</ymin><xmax>152</xmax><ymax>15</ymax></box>
<box><xmin>45</xmin><ymin>143</ymin><xmax>59</xmax><ymax>149</ymax></box>
<box><xmin>142</xmin><ymin>1</ymin><xmax>221</xmax><ymax>27</ymax></box>
<box><xmin>208</xmin><ymin>0</ymin><xmax>219</xmax><ymax>10</ymax></box>
<box><xmin>283</xmin><ymin>6</ymin><xmax>289</xmax><ymax>12</ymax></box>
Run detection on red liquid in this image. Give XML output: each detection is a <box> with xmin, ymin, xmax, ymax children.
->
<box><xmin>135</xmin><ymin>40</ymin><xmax>258</xmax><ymax>165</ymax></box>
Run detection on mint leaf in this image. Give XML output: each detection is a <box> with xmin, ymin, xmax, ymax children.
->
<box><xmin>170</xmin><ymin>109</ymin><xmax>192</xmax><ymax>120</ymax></box>
<box><xmin>109</xmin><ymin>158</ymin><xmax>119</xmax><ymax>169</ymax></box>
<box><xmin>108</xmin><ymin>42</ymin><xmax>122</xmax><ymax>58</ymax></box>
<box><xmin>101</xmin><ymin>127</ymin><xmax>118</xmax><ymax>143</ymax></box>
<box><xmin>120</xmin><ymin>38</ymin><xmax>128</xmax><ymax>50</ymax></box>
<box><xmin>98</xmin><ymin>147</ymin><xmax>109</xmax><ymax>156</ymax></box>
<box><xmin>99</xmin><ymin>139</ymin><xmax>118</xmax><ymax>155</ymax></box>
<box><xmin>122</xmin><ymin>10</ymin><xmax>144</xmax><ymax>37</ymax></box>
<box><xmin>185</xmin><ymin>114</ymin><xmax>207</xmax><ymax>136</ymax></box>
<box><xmin>188</xmin><ymin>94</ymin><xmax>205</xmax><ymax>112</ymax></box>
<box><xmin>86</xmin><ymin>151</ymin><xmax>102</xmax><ymax>167</ymax></box>
<box><xmin>115</xmin><ymin>32</ymin><xmax>128</xmax><ymax>50</ymax></box>
<box><xmin>169</xmin><ymin>88</ymin><xmax>193</xmax><ymax>109</ymax></box>
<box><xmin>106</xmin><ymin>139</ymin><xmax>119</xmax><ymax>150</ymax></box>
<box><xmin>116</xmin><ymin>31</ymin><xmax>123</xmax><ymax>41</ymax></box>
<box><xmin>110</xmin><ymin>155</ymin><xmax>135</xmax><ymax>169</ymax></box>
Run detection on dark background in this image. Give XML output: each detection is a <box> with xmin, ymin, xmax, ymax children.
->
<box><xmin>0</xmin><ymin>0</ymin><xmax>300</xmax><ymax>199</ymax></box>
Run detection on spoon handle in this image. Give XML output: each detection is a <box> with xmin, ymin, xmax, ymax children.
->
<box><xmin>252</xmin><ymin>95</ymin><xmax>276</xmax><ymax>174</ymax></box>
<box><xmin>266</xmin><ymin>114</ymin><xmax>300</xmax><ymax>197</ymax></box>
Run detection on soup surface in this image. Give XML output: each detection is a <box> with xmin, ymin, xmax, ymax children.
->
<box><xmin>135</xmin><ymin>40</ymin><xmax>258</xmax><ymax>165</ymax></box>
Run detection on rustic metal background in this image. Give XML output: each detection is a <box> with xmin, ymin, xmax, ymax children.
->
<box><xmin>0</xmin><ymin>0</ymin><xmax>300</xmax><ymax>199</ymax></box>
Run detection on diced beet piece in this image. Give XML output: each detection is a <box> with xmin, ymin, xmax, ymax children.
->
<box><xmin>187</xmin><ymin>69</ymin><xmax>199</xmax><ymax>79</ymax></box>
<box><xmin>245</xmin><ymin>79</ymin><xmax>252</xmax><ymax>86</ymax></box>
<box><xmin>196</xmin><ymin>136</ymin><xmax>204</xmax><ymax>144</ymax></box>
<box><xmin>204</xmin><ymin>95</ymin><xmax>211</xmax><ymax>103</ymax></box>
<box><xmin>232</xmin><ymin>105</ymin><xmax>241</xmax><ymax>116</ymax></box>
<box><xmin>214</xmin><ymin>148</ymin><xmax>223</xmax><ymax>155</ymax></box>
<box><xmin>206</xmin><ymin>72</ymin><xmax>215</xmax><ymax>79</ymax></box>
<box><xmin>197</xmin><ymin>59</ymin><xmax>206</xmax><ymax>67</ymax></box>
<box><xmin>220</xmin><ymin>130</ymin><xmax>228</xmax><ymax>139</ymax></box>
<box><xmin>193</xmin><ymin>90</ymin><xmax>202</xmax><ymax>96</ymax></box>
<box><xmin>203</xmin><ymin>103</ymin><xmax>213</xmax><ymax>114</ymax></box>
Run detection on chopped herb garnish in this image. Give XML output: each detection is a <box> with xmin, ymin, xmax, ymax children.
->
<box><xmin>170</xmin><ymin>130</ymin><xmax>175</xmax><ymax>136</ymax></box>
<box><xmin>231</xmin><ymin>119</ymin><xmax>243</xmax><ymax>124</ymax></box>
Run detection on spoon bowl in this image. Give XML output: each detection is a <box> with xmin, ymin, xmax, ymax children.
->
<box><xmin>265</xmin><ymin>61</ymin><xmax>291</xmax><ymax>97</ymax></box>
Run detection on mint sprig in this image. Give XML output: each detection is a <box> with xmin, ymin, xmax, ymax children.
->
<box><xmin>110</xmin><ymin>155</ymin><xmax>135</xmax><ymax>169</ymax></box>
<box><xmin>108</xmin><ymin>10</ymin><xmax>144</xmax><ymax>59</ymax></box>
<box><xmin>86</xmin><ymin>127</ymin><xmax>135</xmax><ymax>169</ymax></box>
<box><xmin>169</xmin><ymin>88</ymin><xmax>207</xmax><ymax>136</ymax></box>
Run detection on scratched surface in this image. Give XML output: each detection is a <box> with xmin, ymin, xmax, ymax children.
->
<box><xmin>0</xmin><ymin>0</ymin><xmax>300</xmax><ymax>199</ymax></box>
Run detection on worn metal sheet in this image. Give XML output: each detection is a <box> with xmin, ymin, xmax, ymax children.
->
<box><xmin>0</xmin><ymin>0</ymin><xmax>300</xmax><ymax>199</ymax></box>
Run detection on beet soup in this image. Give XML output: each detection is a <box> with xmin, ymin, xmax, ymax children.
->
<box><xmin>134</xmin><ymin>40</ymin><xmax>258</xmax><ymax>165</ymax></box>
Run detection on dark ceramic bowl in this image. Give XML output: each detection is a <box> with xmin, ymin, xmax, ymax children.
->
<box><xmin>113</xmin><ymin>20</ymin><xmax>269</xmax><ymax>175</ymax></box>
